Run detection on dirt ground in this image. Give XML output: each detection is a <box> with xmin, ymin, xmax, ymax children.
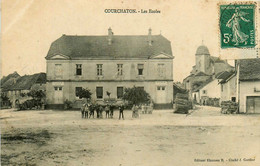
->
<box><xmin>1</xmin><ymin>106</ymin><xmax>260</xmax><ymax>166</ymax></box>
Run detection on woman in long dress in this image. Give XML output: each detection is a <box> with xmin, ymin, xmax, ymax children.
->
<box><xmin>226</xmin><ymin>7</ymin><xmax>250</xmax><ymax>45</ymax></box>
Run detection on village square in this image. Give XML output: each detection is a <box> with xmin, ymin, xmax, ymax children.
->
<box><xmin>1</xmin><ymin>27</ymin><xmax>260</xmax><ymax>166</ymax></box>
<box><xmin>1</xmin><ymin>0</ymin><xmax>260</xmax><ymax>166</ymax></box>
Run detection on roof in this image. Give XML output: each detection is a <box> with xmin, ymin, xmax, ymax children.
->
<box><xmin>192</xmin><ymin>78</ymin><xmax>213</xmax><ymax>92</ymax></box>
<box><xmin>46</xmin><ymin>34</ymin><xmax>173</xmax><ymax>60</ymax></box>
<box><xmin>195</xmin><ymin>71</ymin><xmax>209</xmax><ymax>76</ymax></box>
<box><xmin>1</xmin><ymin>71</ymin><xmax>20</xmax><ymax>85</ymax></box>
<box><xmin>195</xmin><ymin>45</ymin><xmax>210</xmax><ymax>55</ymax></box>
<box><xmin>3</xmin><ymin>73</ymin><xmax>46</xmax><ymax>91</ymax></box>
<box><xmin>239</xmin><ymin>58</ymin><xmax>260</xmax><ymax>81</ymax></box>
<box><xmin>217</xmin><ymin>71</ymin><xmax>235</xmax><ymax>84</ymax></box>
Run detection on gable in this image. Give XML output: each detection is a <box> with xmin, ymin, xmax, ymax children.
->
<box><xmin>49</xmin><ymin>54</ymin><xmax>70</xmax><ymax>60</ymax></box>
<box><xmin>150</xmin><ymin>52</ymin><xmax>174</xmax><ymax>59</ymax></box>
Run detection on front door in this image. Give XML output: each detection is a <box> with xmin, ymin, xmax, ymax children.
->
<box><xmin>54</xmin><ymin>86</ymin><xmax>63</xmax><ymax>104</ymax></box>
<box><xmin>246</xmin><ymin>96</ymin><xmax>260</xmax><ymax>114</ymax></box>
<box><xmin>156</xmin><ymin>86</ymin><xmax>167</xmax><ymax>104</ymax></box>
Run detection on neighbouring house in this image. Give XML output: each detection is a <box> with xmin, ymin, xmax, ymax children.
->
<box><xmin>1</xmin><ymin>73</ymin><xmax>46</xmax><ymax>107</ymax></box>
<box><xmin>191</xmin><ymin>71</ymin><xmax>237</xmax><ymax>106</ymax></box>
<box><xmin>238</xmin><ymin>58</ymin><xmax>260</xmax><ymax>114</ymax></box>
<box><xmin>219</xmin><ymin>71</ymin><xmax>237</xmax><ymax>102</ymax></box>
<box><xmin>45</xmin><ymin>28</ymin><xmax>174</xmax><ymax>109</ymax></box>
<box><xmin>219</xmin><ymin>58</ymin><xmax>260</xmax><ymax>114</ymax></box>
<box><xmin>183</xmin><ymin>44</ymin><xmax>234</xmax><ymax>99</ymax></box>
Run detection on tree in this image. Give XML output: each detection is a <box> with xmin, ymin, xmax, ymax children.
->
<box><xmin>78</xmin><ymin>88</ymin><xmax>92</xmax><ymax>100</ymax></box>
<box><xmin>27</xmin><ymin>90</ymin><xmax>46</xmax><ymax>100</ymax></box>
<box><xmin>122</xmin><ymin>86</ymin><xmax>151</xmax><ymax>105</ymax></box>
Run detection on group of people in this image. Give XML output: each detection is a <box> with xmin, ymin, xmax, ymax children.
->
<box><xmin>80</xmin><ymin>103</ymin><xmax>125</xmax><ymax>120</ymax></box>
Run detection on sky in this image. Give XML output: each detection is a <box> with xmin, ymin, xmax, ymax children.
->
<box><xmin>1</xmin><ymin>0</ymin><xmax>259</xmax><ymax>81</ymax></box>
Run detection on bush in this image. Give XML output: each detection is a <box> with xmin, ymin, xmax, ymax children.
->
<box><xmin>122</xmin><ymin>86</ymin><xmax>151</xmax><ymax>106</ymax></box>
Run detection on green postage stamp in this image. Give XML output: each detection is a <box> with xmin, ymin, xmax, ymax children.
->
<box><xmin>220</xmin><ymin>3</ymin><xmax>256</xmax><ymax>48</ymax></box>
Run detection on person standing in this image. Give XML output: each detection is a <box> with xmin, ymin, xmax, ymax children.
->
<box><xmin>89</xmin><ymin>104</ymin><xmax>95</xmax><ymax>118</ymax></box>
<box><xmin>84</xmin><ymin>104</ymin><xmax>89</xmax><ymax>119</ymax></box>
<box><xmin>81</xmin><ymin>103</ymin><xmax>85</xmax><ymax>118</ymax></box>
<box><xmin>110</xmin><ymin>104</ymin><xmax>114</xmax><ymax>118</ymax></box>
<box><xmin>95</xmin><ymin>104</ymin><xmax>100</xmax><ymax>118</ymax></box>
<box><xmin>119</xmin><ymin>104</ymin><xmax>125</xmax><ymax>120</ymax></box>
<box><xmin>99</xmin><ymin>105</ymin><xmax>103</xmax><ymax>118</ymax></box>
<box><xmin>105</xmin><ymin>104</ymin><xmax>110</xmax><ymax>118</ymax></box>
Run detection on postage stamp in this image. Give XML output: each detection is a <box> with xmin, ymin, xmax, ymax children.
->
<box><xmin>219</xmin><ymin>3</ymin><xmax>256</xmax><ymax>48</ymax></box>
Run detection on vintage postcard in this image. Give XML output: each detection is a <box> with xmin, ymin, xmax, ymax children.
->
<box><xmin>1</xmin><ymin>0</ymin><xmax>260</xmax><ymax>166</ymax></box>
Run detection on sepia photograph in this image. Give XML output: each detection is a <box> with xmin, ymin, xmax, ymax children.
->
<box><xmin>1</xmin><ymin>0</ymin><xmax>260</xmax><ymax>165</ymax></box>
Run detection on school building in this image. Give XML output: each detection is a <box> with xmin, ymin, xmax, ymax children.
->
<box><xmin>45</xmin><ymin>28</ymin><xmax>174</xmax><ymax>108</ymax></box>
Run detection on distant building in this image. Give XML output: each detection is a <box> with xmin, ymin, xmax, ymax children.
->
<box><xmin>45</xmin><ymin>28</ymin><xmax>174</xmax><ymax>108</ymax></box>
<box><xmin>1</xmin><ymin>73</ymin><xmax>46</xmax><ymax>107</ymax></box>
<box><xmin>183</xmin><ymin>44</ymin><xmax>234</xmax><ymax>100</ymax></box>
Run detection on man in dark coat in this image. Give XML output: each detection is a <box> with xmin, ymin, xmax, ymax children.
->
<box><xmin>110</xmin><ymin>104</ymin><xmax>114</xmax><ymax>118</ymax></box>
<box><xmin>89</xmin><ymin>104</ymin><xmax>95</xmax><ymax>118</ymax></box>
<box><xmin>118</xmin><ymin>104</ymin><xmax>125</xmax><ymax>120</ymax></box>
<box><xmin>96</xmin><ymin>104</ymin><xmax>100</xmax><ymax>118</ymax></box>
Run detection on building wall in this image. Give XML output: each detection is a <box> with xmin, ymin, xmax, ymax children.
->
<box><xmin>46</xmin><ymin>81</ymin><xmax>173</xmax><ymax>104</ymax></box>
<box><xmin>199</xmin><ymin>79</ymin><xmax>221</xmax><ymax>99</ymax></box>
<box><xmin>220</xmin><ymin>75</ymin><xmax>237</xmax><ymax>102</ymax></box>
<box><xmin>47</xmin><ymin>59</ymin><xmax>173</xmax><ymax>81</ymax></box>
<box><xmin>239</xmin><ymin>81</ymin><xmax>260</xmax><ymax>113</ymax></box>
<box><xmin>195</xmin><ymin>54</ymin><xmax>211</xmax><ymax>75</ymax></box>
<box><xmin>46</xmin><ymin>58</ymin><xmax>173</xmax><ymax>105</ymax></box>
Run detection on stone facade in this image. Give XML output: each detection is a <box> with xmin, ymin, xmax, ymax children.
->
<box><xmin>239</xmin><ymin>81</ymin><xmax>260</xmax><ymax>113</ymax></box>
<box><xmin>45</xmin><ymin>28</ymin><xmax>174</xmax><ymax>108</ymax></box>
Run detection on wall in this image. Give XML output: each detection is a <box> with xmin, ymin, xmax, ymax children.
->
<box><xmin>46</xmin><ymin>58</ymin><xmax>173</xmax><ymax>106</ymax></box>
<box><xmin>220</xmin><ymin>75</ymin><xmax>237</xmax><ymax>102</ymax></box>
<box><xmin>199</xmin><ymin>79</ymin><xmax>221</xmax><ymax>99</ymax></box>
<box><xmin>46</xmin><ymin>59</ymin><xmax>173</xmax><ymax>81</ymax></box>
<box><xmin>239</xmin><ymin>81</ymin><xmax>260</xmax><ymax>113</ymax></box>
<box><xmin>46</xmin><ymin>81</ymin><xmax>173</xmax><ymax>105</ymax></box>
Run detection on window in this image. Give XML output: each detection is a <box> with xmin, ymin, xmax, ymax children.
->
<box><xmin>117</xmin><ymin>87</ymin><xmax>124</xmax><ymax>99</ymax></box>
<box><xmin>76</xmin><ymin>64</ymin><xmax>82</xmax><ymax>75</ymax></box>
<box><xmin>202</xmin><ymin>90</ymin><xmax>207</xmax><ymax>94</ymax></box>
<box><xmin>157</xmin><ymin>64</ymin><xmax>165</xmax><ymax>77</ymax></box>
<box><xmin>75</xmin><ymin>87</ymin><xmax>82</xmax><ymax>98</ymax></box>
<box><xmin>54</xmin><ymin>86</ymin><xmax>62</xmax><ymax>91</ymax></box>
<box><xmin>137</xmin><ymin>87</ymin><xmax>144</xmax><ymax>91</ymax></box>
<box><xmin>54</xmin><ymin>64</ymin><xmax>62</xmax><ymax>78</ymax></box>
<box><xmin>117</xmin><ymin>64</ymin><xmax>123</xmax><ymax>76</ymax></box>
<box><xmin>96</xmin><ymin>87</ymin><xmax>103</xmax><ymax>99</ymax></box>
<box><xmin>221</xmin><ymin>84</ymin><xmax>223</xmax><ymax>92</ymax></box>
<box><xmin>157</xmin><ymin>86</ymin><xmax>166</xmax><ymax>90</ymax></box>
<box><xmin>97</xmin><ymin>64</ymin><xmax>103</xmax><ymax>76</ymax></box>
<box><xmin>231</xmin><ymin>97</ymin><xmax>236</xmax><ymax>102</ymax></box>
<box><xmin>137</xmin><ymin>64</ymin><xmax>144</xmax><ymax>75</ymax></box>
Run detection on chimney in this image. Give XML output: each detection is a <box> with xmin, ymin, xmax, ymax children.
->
<box><xmin>148</xmin><ymin>28</ymin><xmax>152</xmax><ymax>46</ymax></box>
<box><xmin>108</xmin><ymin>27</ymin><xmax>113</xmax><ymax>45</ymax></box>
